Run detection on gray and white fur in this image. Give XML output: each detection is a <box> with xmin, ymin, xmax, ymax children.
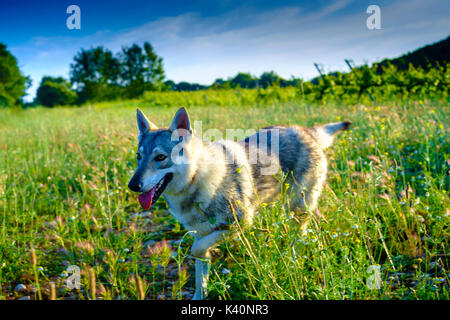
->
<box><xmin>128</xmin><ymin>107</ymin><xmax>351</xmax><ymax>300</ymax></box>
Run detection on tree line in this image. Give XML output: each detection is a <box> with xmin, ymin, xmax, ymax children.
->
<box><xmin>0</xmin><ymin>40</ymin><xmax>308</xmax><ymax>108</ymax></box>
<box><xmin>35</xmin><ymin>44</ymin><xmax>302</xmax><ymax>107</ymax></box>
<box><xmin>0</xmin><ymin>36</ymin><xmax>448</xmax><ymax>108</ymax></box>
<box><xmin>40</xmin><ymin>42</ymin><xmax>165</xmax><ymax>107</ymax></box>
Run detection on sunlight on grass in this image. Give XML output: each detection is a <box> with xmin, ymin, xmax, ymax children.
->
<box><xmin>0</xmin><ymin>100</ymin><xmax>448</xmax><ymax>300</ymax></box>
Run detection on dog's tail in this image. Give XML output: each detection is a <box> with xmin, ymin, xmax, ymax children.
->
<box><xmin>314</xmin><ymin>121</ymin><xmax>351</xmax><ymax>149</ymax></box>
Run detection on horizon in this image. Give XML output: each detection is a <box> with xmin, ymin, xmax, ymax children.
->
<box><xmin>1</xmin><ymin>0</ymin><xmax>449</xmax><ymax>102</ymax></box>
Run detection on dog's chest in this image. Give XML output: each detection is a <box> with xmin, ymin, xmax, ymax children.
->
<box><xmin>163</xmin><ymin>194</ymin><xmax>216</xmax><ymax>236</ymax></box>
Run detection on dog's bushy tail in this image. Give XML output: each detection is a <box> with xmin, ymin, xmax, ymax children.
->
<box><xmin>314</xmin><ymin>121</ymin><xmax>352</xmax><ymax>149</ymax></box>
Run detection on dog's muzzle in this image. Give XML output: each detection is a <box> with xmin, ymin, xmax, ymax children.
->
<box><xmin>128</xmin><ymin>177</ymin><xmax>143</xmax><ymax>192</ymax></box>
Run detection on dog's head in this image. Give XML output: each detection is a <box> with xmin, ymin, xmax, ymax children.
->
<box><xmin>128</xmin><ymin>107</ymin><xmax>193</xmax><ymax>210</ymax></box>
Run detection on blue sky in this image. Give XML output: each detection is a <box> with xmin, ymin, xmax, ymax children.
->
<box><xmin>1</xmin><ymin>0</ymin><xmax>449</xmax><ymax>101</ymax></box>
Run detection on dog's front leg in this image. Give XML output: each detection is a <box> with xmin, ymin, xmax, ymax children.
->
<box><xmin>191</xmin><ymin>230</ymin><xmax>228</xmax><ymax>300</ymax></box>
<box><xmin>193</xmin><ymin>258</ymin><xmax>209</xmax><ymax>300</ymax></box>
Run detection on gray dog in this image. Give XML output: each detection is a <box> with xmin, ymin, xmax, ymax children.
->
<box><xmin>128</xmin><ymin>107</ymin><xmax>350</xmax><ymax>299</ymax></box>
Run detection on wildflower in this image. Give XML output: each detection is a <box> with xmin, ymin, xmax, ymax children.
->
<box><xmin>147</xmin><ymin>240</ymin><xmax>173</xmax><ymax>268</ymax></box>
<box><xmin>331</xmin><ymin>232</ymin><xmax>338</xmax><ymax>239</ymax></box>
<box><xmin>37</xmin><ymin>267</ymin><xmax>44</xmax><ymax>272</ymax></box>
<box><xmin>351</xmin><ymin>224</ymin><xmax>359</xmax><ymax>229</ymax></box>
<box><xmin>118</xmin><ymin>258</ymin><xmax>125</xmax><ymax>263</ymax></box>
<box><xmin>60</xmin><ymin>271</ymin><xmax>68</xmax><ymax>277</ymax></box>
<box><xmin>221</xmin><ymin>268</ymin><xmax>231</xmax><ymax>275</ymax></box>
<box><xmin>75</xmin><ymin>241</ymin><xmax>95</xmax><ymax>255</ymax></box>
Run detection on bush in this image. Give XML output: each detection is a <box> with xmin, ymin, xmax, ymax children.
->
<box><xmin>36</xmin><ymin>76</ymin><xmax>77</xmax><ymax>107</ymax></box>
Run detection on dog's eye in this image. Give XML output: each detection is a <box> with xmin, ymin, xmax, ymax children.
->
<box><xmin>154</xmin><ymin>154</ymin><xmax>167</xmax><ymax>162</ymax></box>
<box><xmin>136</xmin><ymin>153</ymin><xmax>141</xmax><ymax>160</ymax></box>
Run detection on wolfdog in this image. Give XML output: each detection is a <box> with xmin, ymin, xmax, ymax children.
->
<box><xmin>128</xmin><ymin>107</ymin><xmax>350</xmax><ymax>300</ymax></box>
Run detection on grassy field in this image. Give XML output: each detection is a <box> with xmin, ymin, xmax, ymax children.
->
<box><xmin>0</xmin><ymin>99</ymin><xmax>448</xmax><ymax>300</ymax></box>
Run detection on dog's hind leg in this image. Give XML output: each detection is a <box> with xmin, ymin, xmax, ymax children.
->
<box><xmin>289</xmin><ymin>158</ymin><xmax>328</xmax><ymax>232</ymax></box>
<box><xmin>191</xmin><ymin>230</ymin><xmax>229</xmax><ymax>300</ymax></box>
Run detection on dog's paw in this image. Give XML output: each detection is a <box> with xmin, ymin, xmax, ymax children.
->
<box><xmin>210</xmin><ymin>247</ymin><xmax>223</xmax><ymax>260</ymax></box>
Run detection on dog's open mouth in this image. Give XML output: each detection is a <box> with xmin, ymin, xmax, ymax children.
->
<box><xmin>138</xmin><ymin>173</ymin><xmax>173</xmax><ymax>210</ymax></box>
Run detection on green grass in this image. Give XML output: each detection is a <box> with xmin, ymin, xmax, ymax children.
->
<box><xmin>0</xmin><ymin>99</ymin><xmax>448</xmax><ymax>300</ymax></box>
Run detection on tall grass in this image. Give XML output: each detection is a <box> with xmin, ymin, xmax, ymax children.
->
<box><xmin>0</xmin><ymin>99</ymin><xmax>448</xmax><ymax>299</ymax></box>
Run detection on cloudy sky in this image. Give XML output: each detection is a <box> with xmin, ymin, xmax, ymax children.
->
<box><xmin>1</xmin><ymin>0</ymin><xmax>449</xmax><ymax>101</ymax></box>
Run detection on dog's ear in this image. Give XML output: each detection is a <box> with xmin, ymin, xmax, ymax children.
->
<box><xmin>169</xmin><ymin>107</ymin><xmax>191</xmax><ymax>137</ymax></box>
<box><xmin>136</xmin><ymin>108</ymin><xmax>158</xmax><ymax>134</ymax></box>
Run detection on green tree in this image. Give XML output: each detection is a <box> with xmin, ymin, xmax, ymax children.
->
<box><xmin>0</xmin><ymin>43</ymin><xmax>30</xmax><ymax>107</ymax></box>
<box><xmin>229</xmin><ymin>73</ymin><xmax>257</xmax><ymax>88</ymax></box>
<box><xmin>119</xmin><ymin>42</ymin><xmax>165</xmax><ymax>98</ymax></box>
<box><xmin>70</xmin><ymin>46</ymin><xmax>121</xmax><ymax>103</ymax></box>
<box><xmin>259</xmin><ymin>71</ymin><xmax>283</xmax><ymax>88</ymax></box>
<box><xmin>36</xmin><ymin>76</ymin><xmax>76</xmax><ymax>107</ymax></box>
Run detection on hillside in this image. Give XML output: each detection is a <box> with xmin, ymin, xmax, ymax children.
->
<box><xmin>377</xmin><ymin>35</ymin><xmax>450</xmax><ymax>71</ymax></box>
<box><xmin>309</xmin><ymin>35</ymin><xmax>449</xmax><ymax>85</ymax></box>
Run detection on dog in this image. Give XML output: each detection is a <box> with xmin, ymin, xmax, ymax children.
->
<box><xmin>128</xmin><ymin>107</ymin><xmax>350</xmax><ymax>300</ymax></box>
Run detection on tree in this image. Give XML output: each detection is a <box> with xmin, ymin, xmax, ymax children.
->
<box><xmin>164</xmin><ymin>80</ymin><xmax>176</xmax><ymax>90</ymax></box>
<box><xmin>36</xmin><ymin>76</ymin><xmax>76</xmax><ymax>107</ymax></box>
<box><xmin>211</xmin><ymin>78</ymin><xmax>229</xmax><ymax>89</ymax></box>
<box><xmin>229</xmin><ymin>73</ymin><xmax>257</xmax><ymax>88</ymax></box>
<box><xmin>259</xmin><ymin>71</ymin><xmax>282</xmax><ymax>88</ymax></box>
<box><xmin>70</xmin><ymin>46</ymin><xmax>121</xmax><ymax>103</ymax></box>
<box><xmin>0</xmin><ymin>43</ymin><xmax>30</xmax><ymax>107</ymax></box>
<box><xmin>119</xmin><ymin>42</ymin><xmax>165</xmax><ymax>98</ymax></box>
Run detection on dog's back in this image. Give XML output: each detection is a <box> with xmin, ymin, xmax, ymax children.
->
<box><xmin>242</xmin><ymin>122</ymin><xmax>351</xmax><ymax>219</ymax></box>
<box><xmin>163</xmin><ymin>121</ymin><xmax>351</xmax><ymax>236</ymax></box>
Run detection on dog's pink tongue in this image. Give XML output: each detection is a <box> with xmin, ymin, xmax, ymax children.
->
<box><xmin>138</xmin><ymin>187</ymin><xmax>156</xmax><ymax>210</ymax></box>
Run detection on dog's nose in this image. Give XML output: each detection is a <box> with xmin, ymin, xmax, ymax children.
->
<box><xmin>128</xmin><ymin>180</ymin><xmax>142</xmax><ymax>192</ymax></box>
